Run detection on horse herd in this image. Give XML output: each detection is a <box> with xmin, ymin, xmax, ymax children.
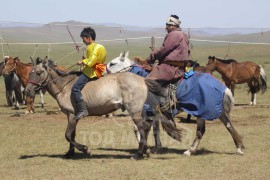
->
<box><xmin>0</xmin><ymin>54</ymin><xmax>267</xmax><ymax>159</ymax></box>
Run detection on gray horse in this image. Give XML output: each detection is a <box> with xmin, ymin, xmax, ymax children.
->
<box><xmin>107</xmin><ymin>52</ymin><xmax>245</xmax><ymax>156</ymax></box>
<box><xmin>24</xmin><ymin>58</ymin><xmax>183</xmax><ymax>159</ymax></box>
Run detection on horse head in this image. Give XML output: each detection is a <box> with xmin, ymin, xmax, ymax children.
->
<box><xmin>25</xmin><ymin>57</ymin><xmax>50</xmax><ymax>98</ymax></box>
<box><xmin>206</xmin><ymin>56</ymin><xmax>216</xmax><ymax>71</ymax></box>
<box><xmin>106</xmin><ymin>51</ymin><xmax>135</xmax><ymax>73</ymax></box>
<box><xmin>2</xmin><ymin>56</ymin><xmax>20</xmax><ymax>75</ymax></box>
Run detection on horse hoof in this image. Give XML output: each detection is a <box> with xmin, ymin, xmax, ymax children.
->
<box><xmin>236</xmin><ymin>148</ymin><xmax>244</xmax><ymax>155</ymax></box>
<box><xmin>130</xmin><ymin>153</ymin><xmax>144</xmax><ymax>160</ymax></box>
<box><xmin>41</xmin><ymin>104</ymin><xmax>45</xmax><ymax>108</ymax></box>
<box><xmin>183</xmin><ymin>150</ymin><xmax>192</xmax><ymax>156</ymax></box>
<box><xmin>145</xmin><ymin>148</ymin><xmax>151</xmax><ymax>158</ymax></box>
<box><xmin>64</xmin><ymin>151</ymin><xmax>75</xmax><ymax>159</ymax></box>
<box><xmin>150</xmin><ymin>147</ymin><xmax>163</xmax><ymax>154</ymax></box>
<box><xmin>85</xmin><ymin>149</ymin><xmax>92</xmax><ymax>158</ymax></box>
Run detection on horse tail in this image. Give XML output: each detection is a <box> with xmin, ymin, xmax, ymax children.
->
<box><xmin>223</xmin><ymin>88</ymin><xmax>234</xmax><ymax>114</ymax></box>
<box><xmin>259</xmin><ymin>65</ymin><xmax>267</xmax><ymax>94</ymax></box>
<box><xmin>160</xmin><ymin>112</ymin><xmax>184</xmax><ymax>142</ymax></box>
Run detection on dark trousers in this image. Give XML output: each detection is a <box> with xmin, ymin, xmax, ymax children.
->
<box><xmin>145</xmin><ymin>63</ymin><xmax>184</xmax><ymax>97</ymax></box>
<box><xmin>71</xmin><ymin>74</ymin><xmax>92</xmax><ymax>104</ymax></box>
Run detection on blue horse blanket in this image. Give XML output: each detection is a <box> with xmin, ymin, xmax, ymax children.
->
<box><xmin>128</xmin><ymin>65</ymin><xmax>149</xmax><ymax>77</ymax></box>
<box><xmin>176</xmin><ymin>73</ymin><xmax>226</xmax><ymax>120</ymax></box>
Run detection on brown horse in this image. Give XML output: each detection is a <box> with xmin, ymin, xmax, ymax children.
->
<box><xmin>207</xmin><ymin>56</ymin><xmax>267</xmax><ymax>105</ymax></box>
<box><xmin>186</xmin><ymin>60</ymin><xmax>211</xmax><ymax>73</ymax></box>
<box><xmin>2</xmin><ymin>56</ymin><xmax>46</xmax><ymax>113</ymax></box>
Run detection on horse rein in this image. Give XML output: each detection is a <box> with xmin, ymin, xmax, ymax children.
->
<box><xmin>105</xmin><ymin>64</ymin><xmax>134</xmax><ymax>74</ymax></box>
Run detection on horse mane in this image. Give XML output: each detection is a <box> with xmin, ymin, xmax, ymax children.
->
<box><xmin>208</xmin><ymin>56</ymin><xmax>237</xmax><ymax>64</ymax></box>
<box><xmin>187</xmin><ymin>60</ymin><xmax>200</xmax><ymax>67</ymax></box>
<box><xmin>45</xmin><ymin>59</ymin><xmax>82</xmax><ymax>76</ymax></box>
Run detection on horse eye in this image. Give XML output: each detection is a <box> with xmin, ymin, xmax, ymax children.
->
<box><xmin>36</xmin><ymin>70</ymin><xmax>42</xmax><ymax>75</ymax></box>
<box><xmin>109</xmin><ymin>63</ymin><xmax>115</xmax><ymax>67</ymax></box>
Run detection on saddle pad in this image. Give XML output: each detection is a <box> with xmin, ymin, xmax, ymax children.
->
<box><xmin>176</xmin><ymin>73</ymin><xmax>226</xmax><ymax>120</ymax></box>
<box><xmin>128</xmin><ymin>65</ymin><xmax>149</xmax><ymax>77</ymax></box>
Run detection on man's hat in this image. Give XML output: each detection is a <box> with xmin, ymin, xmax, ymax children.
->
<box><xmin>166</xmin><ymin>16</ymin><xmax>181</xmax><ymax>26</ymax></box>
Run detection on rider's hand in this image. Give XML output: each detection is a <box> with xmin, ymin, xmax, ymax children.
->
<box><xmin>77</xmin><ymin>60</ymin><xmax>83</xmax><ymax>65</ymax></box>
<box><xmin>134</xmin><ymin>57</ymin><xmax>145</xmax><ymax>63</ymax></box>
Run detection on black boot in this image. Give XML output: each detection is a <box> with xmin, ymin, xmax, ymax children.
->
<box><xmin>75</xmin><ymin>102</ymin><xmax>89</xmax><ymax>120</ymax></box>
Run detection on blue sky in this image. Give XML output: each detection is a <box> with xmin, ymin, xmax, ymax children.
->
<box><xmin>1</xmin><ymin>0</ymin><xmax>269</xmax><ymax>28</ymax></box>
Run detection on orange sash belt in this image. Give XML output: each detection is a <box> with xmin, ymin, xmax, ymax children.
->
<box><xmin>93</xmin><ymin>63</ymin><xmax>106</xmax><ymax>78</ymax></box>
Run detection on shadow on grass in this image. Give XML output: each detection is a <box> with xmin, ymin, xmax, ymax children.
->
<box><xmin>98</xmin><ymin>147</ymin><xmax>220</xmax><ymax>156</ymax></box>
<box><xmin>19</xmin><ymin>147</ymin><xmax>237</xmax><ymax>160</ymax></box>
<box><xmin>19</xmin><ymin>152</ymin><xmax>133</xmax><ymax>160</ymax></box>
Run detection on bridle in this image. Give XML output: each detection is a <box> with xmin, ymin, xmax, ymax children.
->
<box><xmin>28</xmin><ymin>69</ymin><xmax>50</xmax><ymax>91</ymax></box>
<box><xmin>3</xmin><ymin>58</ymin><xmax>17</xmax><ymax>74</ymax></box>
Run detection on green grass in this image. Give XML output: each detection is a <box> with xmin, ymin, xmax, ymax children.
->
<box><xmin>0</xmin><ymin>105</ymin><xmax>269</xmax><ymax>179</ymax></box>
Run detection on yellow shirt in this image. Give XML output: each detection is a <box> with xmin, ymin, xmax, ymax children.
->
<box><xmin>82</xmin><ymin>43</ymin><xmax>107</xmax><ymax>78</ymax></box>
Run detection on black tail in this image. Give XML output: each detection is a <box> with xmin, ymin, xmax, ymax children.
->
<box><xmin>259</xmin><ymin>65</ymin><xmax>267</xmax><ymax>94</ymax></box>
<box><xmin>160</xmin><ymin>112</ymin><xmax>184</xmax><ymax>142</ymax></box>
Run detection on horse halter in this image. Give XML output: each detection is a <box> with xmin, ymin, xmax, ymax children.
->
<box><xmin>28</xmin><ymin>69</ymin><xmax>50</xmax><ymax>91</ymax></box>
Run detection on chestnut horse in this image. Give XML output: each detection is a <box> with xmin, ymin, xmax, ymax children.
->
<box><xmin>2</xmin><ymin>56</ymin><xmax>46</xmax><ymax>113</ymax></box>
<box><xmin>207</xmin><ymin>56</ymin><xmax>267</xmax><ymax>105</ymax></box>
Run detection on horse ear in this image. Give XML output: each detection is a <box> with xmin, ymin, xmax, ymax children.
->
<box><xmin>43</xmin><ymin>57</ymin><xmax>49</xmax><ymax>67</ymax></box>
<box><xmin>14</xmin><ymin>57</ymin><xmax>19</xmax><ymax>61</ymax></box>
<box><xmin>119</xmin><ymin>52</ymin><xmax>123</xmax><ymax>58</ymax></box>
<box><xmin>208</xmin><ymin>56</ymin><xmax>212</xmax><ymax>60</ymax></box>
<box><xmin>44</xmin><ymin>56</ymin><xmax>48</xmax><ymax>61</ymax></box>
<box><xmin>30</xmin><ymin>57</ymin><xmax>35</xmax><ymax>65</ymax></box>
<box><xmin>125</xmin><ymin>51</ymin><xmax>129</xmax><ymax>58</ymax></box>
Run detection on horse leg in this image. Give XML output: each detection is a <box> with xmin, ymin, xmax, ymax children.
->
<box><xmin>39</xmin><ymin>90</ymin><xmax>45</xmax><ymax>108</ymax></box>
<box><xmin>131</xmin><ymin>112</ymin><xmax>151</xmax><ymax>159</ymax></box>
<box><xmin>250</xmin><ymin>93</ymin><xmax>256</xmax><ymax>105</ymax></box>
<box><xmin>248</xmin><ymin>81</ymin><xmax>257</xmax><ymax>105</ymax></box>
<box><xmin>6</xmin><ymin>90</ymin><xmax>13</xmax><ymax>107</ymax></box>
<box><xmin>186</xmin><ymin>114</ymin><xmax>191</xmax><ymax>123</ymax></box>
<box><xmin>25</xmin><ymin>96</ymin><xmax>34</xmax><ymax>114</ymax></box>
<box><xmin>14</xmin><ymin>99</ymin><xmax>20</xmax><ymax>110</ymax></box>
<box><xmin>184</xmin><ymin>118</ymin><xmax>205</xmax><ymax>156</ymax></box>
<box><xmin>230</xmin><ymin>83</ymin><xmax>235</xmax><ymax>97</ymax></box>
<box><xmin>151</xmin><ymin>116</ymin><xmax>163</xmax><ymax>154</ymax></box>
<box><xmin>219</xmin><ymin>111</ymin><xmax>244</xmax><ymax>155</ymax></box>
<box><xmin>64</xmin><ymin>115</ymin><xmax>91</xmax><ymax>158</ymax></box>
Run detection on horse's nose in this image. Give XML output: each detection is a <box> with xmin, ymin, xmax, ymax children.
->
<box><xmin>24</xmin><ymin>88</ymin><xmax>33</xmax><ymax>97</ymax></box>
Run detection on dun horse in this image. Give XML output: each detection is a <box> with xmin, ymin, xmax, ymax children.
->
<box><xmin>24</xmin><ymin>58</ymin><xmax>183</xmax><ymax>159</ymax></box>
<box><xmin>207</xmin><ymin>56</ymin><xmax>267</xmax><ymax>105</ymax></box>
<box><xmin>2</xmin><ymin>56</ymin><xmax>46</xmax><ymax>113</ymax></box>
<box><xmin>107</xmin><ymin>52</ymin><xmax>244</xmax><ymax>156</ymax></box>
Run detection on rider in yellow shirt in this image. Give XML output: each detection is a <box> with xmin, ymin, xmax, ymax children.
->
<box><xmin>72</xmin><ymin>27</ymin><xmax>107</xmax><ymax>120</ymax></box>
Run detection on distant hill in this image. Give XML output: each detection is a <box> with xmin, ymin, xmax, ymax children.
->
<box><xmin>1</xmin><ymin>21</ymin><xmax>270</xmax><ymax>44</ymax></box>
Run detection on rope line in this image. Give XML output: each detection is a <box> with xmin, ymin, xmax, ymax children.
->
<box><xmin>0</xmin><ymin>37</ymin><xmax>269</xmax><ymax>45</ymax></box>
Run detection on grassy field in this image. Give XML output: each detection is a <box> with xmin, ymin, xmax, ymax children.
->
<box><xmin>0</xmin><ymin>95</ymin><xmax>269</xmax><ymax>179</ymax></box>
<box><xmin>0</xmin><ymin>30</ymin><xmax>270</xmax><ymax>179</ymax></box>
